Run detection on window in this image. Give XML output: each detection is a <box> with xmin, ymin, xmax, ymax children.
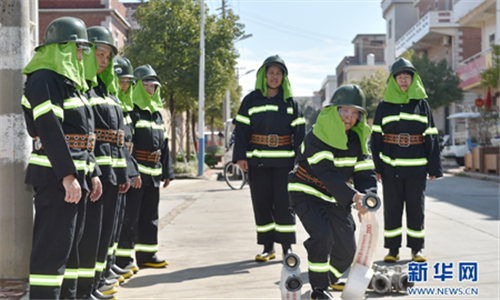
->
<box><xmin>489</xmin><ymin>33</ymin><xmax>495</xmax><ymax>45</ymax></box>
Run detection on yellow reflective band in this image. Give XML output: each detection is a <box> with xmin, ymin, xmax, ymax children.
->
<box><xmin>407</xmin><ymin>228</ymin><xmax>425</xmax><ymax>238</ymax></box>
<box><xmin>287</xmin><ymin>107</ymin><xmax>293</xmax><ymax>114</ymax></box>
<box><xmin>248</xmin><ymin>104</ymin><xmax>278</xmax><ymax>116</ymax></box>
<box><xmin>246</xmin><ymin>149</ymin><xmax>295</xmax><ymax>158</ymax></box>
<box><xmin>300</xmin><ymin>142</ymin><xmax>305</xmax><ymax>154</ymax></box>
<box><xmin>329</xmin><ymin>265</ymin><xmax>344</xmax><ymax>278</ymax></box>
<box><xmin>64</xmin><ymin>97</ymin><xmax>86</xmax><ymax>110</ymax></box>
<box><xmin>112</xmin><ymin>158</ymin><xmax>127</xmax><ymax>168</ymax></box>
<box><xmin>256</xmin><ymin>222</ymin><xmax>276</xmax><ymax>233</ymax></box>
<box><xmin>63</xmin><ymin>268</ymin><xmax>79</xmax><ymax>279</ymax></box>
<box><xmin>354</xmin><ymin>160</ymin><xmax>374</xmax><ymax>172</ymax></box>
<box><xmin>307</xmin><ymin>151</ymin><xmax>334</xmax><ymax>165</ymax></box>
<box><xmin>107</xmin><ymin>247</ymin><xmax>114</xmax><ymax>256</ymax></box>
<box><xmin>29</xmin><ymin>154</ymin><xmax>91</xmax><ymax>174</ymax></box>
<box><xmin>379</xmin><ymin>153</ymin><xmax>427</xmax><ymax>167</ymax></box>
<box><xmin>372</xmin><ymin>124</ymin><xmax>382</xmax><ymax>133</ymax></box>
<box><xmin>137</xmin><ymin>163</ymin><xmax>162</xmax><ymax>176</ymax></box>
<box><xmin>135</xmin><ymin>243</ymin><xmax>158</xmax><ymax>253</ymax></box>
<box><xmin>96</xmin><ymin>156</ymin><xmax>112</xmax><ymax>166</ymax></box>
<box><xmin>29</xmin><ymin>274</ymin><xmax>64</xmax><ymax>287</ymax></box>
<box><xmin>89</xmin><ymin>97</ymin><xmax>108</xmax><ymax>107</ymax></box>
<box><xmin>308</xmin><ymin>261</ymin><xmax>329</xmax><ymax>273</ymax></box>
<box><xmin>33</xmin><ymin>100</ymin><xmax>62</xmax><ymax>121</ymax></box>
<box><xmin>275</xmin><ymin>224</ymin><xmax>296</xmax><ymax>233</ymax></box>
<box><xmin>333</xmin><ymin>157</ymin><xmax>357</xmax><ymax>167</ymax></box>
<box><xmin>235</xmin><ymin>114</ymin><xmax>250</xmax><ymax>125</ymax></box>
<box><xmin>291</xmin><ymin>117</ymin><xmax>306</xmax><ymax>127</ymax></box>
<box><xmin>78</xmin><ymin>268</ymin><xmax>95</xmax><ymax>278</ymax></box>
<box><xmin>384</xmin><ymin>227</ymin><xmax>403</xmax><ymax>238</ymax></box>
<box><xmin>423</xmin><ymin>127</ymin><xmax>438</xmax><ymax>136</ymax></box>
<box><xmin>95</xmin><ymin>261</ymin><xmax>105</xmax><ymax>272</ymax></box>
<box><xmin>124</xmin><ymin>115</ymin><xmax>133</xmax><ymax>125</ymax></box>
<box><xmin>288</xmin><ymin>182</ymin><xmax>337</xmax><ymax>203</ymax></box>
<box><xmin>135</xmin><ymin>120</ymin><xmax>164</xmax><ymax>131</ymax></box>
<box><xmin>21</xmin><ymin>95</ymin><xmax>31</xmax><ymax>109</ymax></box>
<box><xmin>382</xmin><ymin>113</ymin><xmax>428</xmax><ymax>126</ymax></box>
<box><xmin>115</xmin><ymin>248</ymin><xmax>134</xmax><ymax>257</ymax></box>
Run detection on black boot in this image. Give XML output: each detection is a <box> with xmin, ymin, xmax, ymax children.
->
<box><xmin>383</xmin><ymin>248</ymin><xmax>400</xmax><ymax>262</ymax></box>
<box><xmin>310</xmin><ymin>287</ymin><xmax>334</xmax><ymax>300</ymax></box>
<box><xmin>282</xmin><ymin>244</ymin><xmax>292</xmax><ymax>257</ymax></box>
<box><xmin>255</xmin><ymin>243</ymin><xmax>276</xmax><ymax>262</ymax></box>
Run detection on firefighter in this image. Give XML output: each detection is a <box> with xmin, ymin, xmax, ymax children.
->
<box><xmin>71</xmin><ymin>26</ymin><xmax>131</xmax><ymax>299</ymax></box>
<box><xmin>233</xmin><ymin>55</ymin><xmax>306</xmax><ymax>262</ymax></box>
<box><xmin>106</xmin><ymin>56</ymin><xmax>141</xmax><ymax>279</ymax></box>
<box><xmin>115</xmin><ymin>64</ymin><xmax>175</xmax><ymax>272</ymax></box>
<box><xmin>288</xmin><ymin>84</ymin><xmax>376</xmax><ymax>300</ymax></box>
<box><xmin>21</xmin><ymin>16</ymin><xmax>102</xmax><ymax>299</ymax></box>
<box><xmin>370</xmin><ymin>58</ymin><xmax>442</xmax><ymax>263</ymax></box>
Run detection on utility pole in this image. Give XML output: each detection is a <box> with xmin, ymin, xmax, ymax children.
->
<box><xmin>197</xmin><ymin>0</ymin><xmax>205</xmax><ymax>176</ymax></box>
<box><xmin>0</xmin><ymin>0</ymin><xmax>36</xmax><ymax>283</ymax></box>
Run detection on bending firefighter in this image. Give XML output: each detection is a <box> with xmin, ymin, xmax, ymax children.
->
<box><xmin>233</xmin><ymin>55</ymin><xmax>306</xmax><ymax>261</ymax></box>
<box><xmin>288</xmin><ymin>84</ymin><xmax>376</xmax><ymax>300</ymax></box>
<box><xmin>370</xmin><ymin>58</ymin><xmax>442</xmax><ymax>263</ymax></box>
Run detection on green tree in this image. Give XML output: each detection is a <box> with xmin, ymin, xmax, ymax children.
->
<box><xmin>480</xmin><ymin>44</ymin><xmax>500</xmax><ymax>88</ymax></box>
<box><xmin>347</xmin><ymin>69</ymin><xmax>388</xmax><ymax>119</ymax></box>
<box><xmin>124</xmin><ymin>0</ymin><xmax>243</xmax><ymax>159</ymax></box>
<box><xmin>411</xmin><ymin>53</ymin><xmax>464</xmax><ymax>109</ymax></box>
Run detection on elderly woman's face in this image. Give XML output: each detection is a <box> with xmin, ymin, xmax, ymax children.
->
<box><xmin>95</xmin><ymin>45</ymin><xmax>112</xmax><ymax>75</ymax></box>
<box><xmin>266</xmin><ymin>65</ymin><xmax>283</xmax><ymax>90</ymax></box>
<box><xmin>395</xmin><ymin>72</ymin><xmax>413</xmax><ymax>92</ymax></box>
<box><xmin>143</xmin><ymin>81</ymin><xmax>156</xmax><ymax>96</ymax></box>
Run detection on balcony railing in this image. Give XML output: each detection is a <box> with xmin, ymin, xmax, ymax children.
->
<box><xmin>395</xmin><ymin>11</ymin><xmax>455</xmax><ymax>57</ymax></box>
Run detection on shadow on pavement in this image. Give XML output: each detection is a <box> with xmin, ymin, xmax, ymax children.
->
<box><xmin>121</xmin><ymin>259</ymin><xmax>282</xmax><ymax>288</ymax></box>
<box><xmin>425</xmin><ymin>175</ymin><xmax>499</xmax><ymax>220</ymax></box>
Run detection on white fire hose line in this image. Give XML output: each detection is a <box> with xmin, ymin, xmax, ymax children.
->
<box><xmin>342</xmin><ymin>196</ymin><xmax>380</xmax><ymax>300</ymax></box>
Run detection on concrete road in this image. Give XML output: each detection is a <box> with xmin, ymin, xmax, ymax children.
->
<box><xmin>113</xmin><ymin>171</ymin><xmax>499</xmax><ymax>300</ymax></box>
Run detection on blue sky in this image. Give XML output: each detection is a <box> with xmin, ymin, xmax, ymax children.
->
<box><xmin>121</xmin><ymin>0</ymin><xmax>387</xmax><ymax>97</ymax></box>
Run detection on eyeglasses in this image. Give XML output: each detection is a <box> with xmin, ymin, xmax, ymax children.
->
<box><xmin>395</xmin><ymin>75</ymin><xmax>412</xmax><ymax>82</ymax></box>
<box><xmin>338</xmin><ymin>107</ymin><xmax>360</xmax><ymax>119</ymax></box>
<box><xmin>76</xmin><ymin>43</ymin><xmax>91</xmax><ymax>55</ymax></box>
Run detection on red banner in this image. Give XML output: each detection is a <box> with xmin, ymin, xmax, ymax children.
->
<box><xmin>457</xmin><ymin>55</ymin><xmax>485</xmax><ymax>89</ymax></box>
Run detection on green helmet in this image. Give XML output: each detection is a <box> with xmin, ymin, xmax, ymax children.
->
<box><xmin>87</xmin><ymin>26</ymin><xmax>118</xmax><ymax>55</ymax></box>
<box><xmin>390</xmin><ymin>57</ymin><xmax>417</xmax><ymax>77</ymax></box>
<box><xmin>114</xmin><ymin>57</ymin><xmax>134</xmax><ymax>79</ymax></box>
<box><xmin>35</xmin><ymin>17</ymin><xmax>90</xmax><ymax>51</ymax></box>
<box><xmin>260</xmin><ymin>54</ymin><xmax>288</xmax><ymax>75</ymax></box>
<box><xmin>330</xmin><ymin>84</ymin><xmax>366</xmax><ymax>114</ymax></box>
<box><xmin>134</xmin><ymin>64</ymin><xmax>161</xmax><ymax>86</ymax></box>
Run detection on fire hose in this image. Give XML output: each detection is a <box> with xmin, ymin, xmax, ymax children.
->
<box><xmin>341</xmin><ymin>192</ymin><xmax>381</xmax><ymax>300</ymax></box>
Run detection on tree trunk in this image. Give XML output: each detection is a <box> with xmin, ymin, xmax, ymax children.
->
<box><xmin>169</xmin><ymin>93</ymin><xmax>177</xmax><ymax>163</ymax></box>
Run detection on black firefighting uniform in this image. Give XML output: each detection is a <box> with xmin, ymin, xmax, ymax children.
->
<box><xmin>233</xmin><ymin>88</ymin><xmax>305</xmax><ymax>246</ymax></box>
<box><xmin>106</xmin><ymin>107</ymin><xmax>139</xmax><ymax>274</ymax></box>
<box><xmin>288</xmin><ymin>130</ymin><xmax>376</xmax><ymax>290</ymax></box>
<box><xmin>115</xmin><ymin>105</ymin><xmax>174</xmax><ymax>267</ymax></box>
<box><xmin>74</xmin><ymin>77</ymin><xmax>129</xmax><ymax>296</ymax></box>
<box><xmin>22</xmin><ymin>70</ymin><xmax>99</xmax><ymax>300</ymax></box>
<box><xmin>370</xmin><ymin>99</ymin><xmax>442</xmax><ymax>251</ymax></box>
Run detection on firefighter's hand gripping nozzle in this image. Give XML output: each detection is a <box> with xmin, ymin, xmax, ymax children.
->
<box><xmin>280</xmin><ymin>253</ymin><xmax>302</xmax><ymax>300</ymax></box>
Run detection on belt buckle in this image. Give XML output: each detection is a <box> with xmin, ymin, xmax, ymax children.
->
<box><xmin>398</xmin><ymin>133</ymin><xmax>410</xmax><ymax>147</ymax></box>
<box><xmin>87</xmin><ymin>133</ymin><xmax>96</xmax><ymax>151</ymax></box>
<box><xmin>33</xmin><ymin>137</ymin><xmax>42</xmax><ymax>150</ymax></box>
<box><xmin>267</xmin><ymin>134</ymin><xmax>279</xmax><ymax>147</ymax></box>
<box><xmin>117</xmin><ymin>130</ymin><xmax>125</xmax><ymax>147</ymax></box>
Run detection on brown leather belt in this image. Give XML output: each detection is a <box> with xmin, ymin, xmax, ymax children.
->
<box><xmin>383</xmin><ymin>133</ymin><xmax>424</xmax><ymax>147</ymax></box>
<box><xmin>95</xmin><ymin>128</ymin><xmax>125</xmax><ymax>147</ymax></box>
<box><xmin>295</xmin><ymin>165</ymin><xmax>328</xmax><ymax>190</ymax></box>
<box><xmin>136</xmin><ymin>149</ymin><xmax>161</xmax><ymax>163</ymax></box>
<box><xmin>250</xmin><ymin>134</ymin><xmax>292</xmax><ymax>147</ymax></box>
<box><xmin>33</xmin><ymin>133</ymin><xmax>96</xmax><ymax>151</ymax></box>
<box><xmin>125</xmin><ymin>142</ymin><xmax>134</xmax><ymax>155</ymax></box>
